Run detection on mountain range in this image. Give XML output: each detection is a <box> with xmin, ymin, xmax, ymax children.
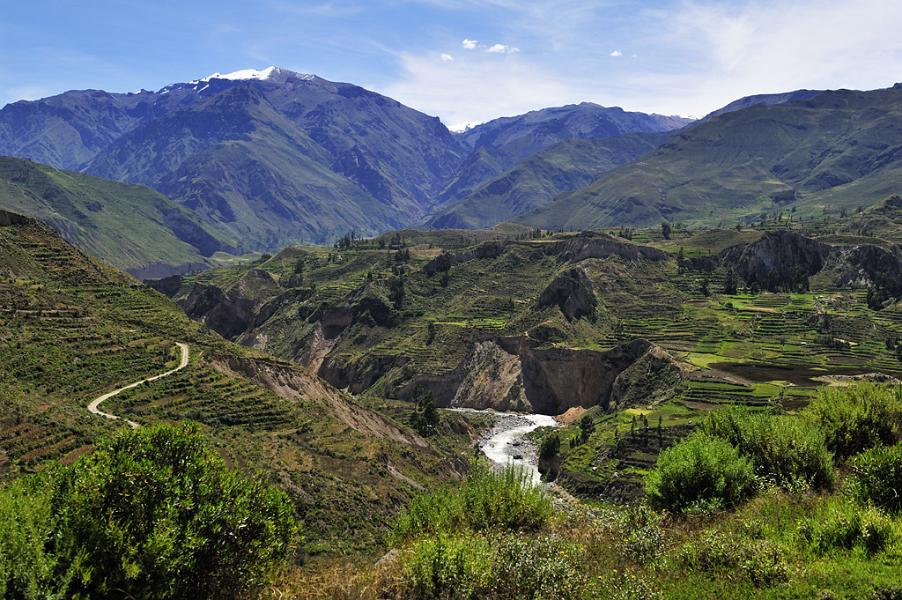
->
<box><xmin>2</xmin><ymin>67</ymin><xmax>902</xmax><ymax>276</ymax></box>
<box><xmin>0</xmin><ymin>67</ymin><xmax>687</xmax><ymax>262</ymax></box>
<box><xmin>521</xmin><ymin>85</ymin><xmax>902</xmax><ymax>230</ymax></box>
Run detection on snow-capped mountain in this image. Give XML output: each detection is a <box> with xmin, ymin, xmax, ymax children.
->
<box><xmin>0</xmin><ymin>67</ymin><xmax>691</xmax><ymax>250</ymax></box>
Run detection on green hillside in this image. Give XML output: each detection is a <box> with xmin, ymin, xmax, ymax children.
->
<box><xmin>0</xmin><ymin>210</ymin><xmax>481</xmax><ymax>556</ymax></box>
<box><xmin>428</xmin><ymin>134</ymin><xmax>666</xmax><ymax>229</ymax></box>
<box><xmin>160</xmin><ymin>216</ymin><xmax>902</xmax><ymax>597</ymax></box>
<box><xmin>165</xmin><ymin>215</ymin><xmax>902</xmax><ymax>432</ymax></box>
<box><xmin>0</xmin><ymin>157</ymin><xmax>227</xmax><ymax>277</ymax></box>
<box><xmin>522</xmin><ymin>85</ymin><xmax>902</xmax><ymax>230</ymax></box>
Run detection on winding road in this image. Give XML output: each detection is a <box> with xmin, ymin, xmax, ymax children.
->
<box><xmin>87</xmin><ymin>342</ymin><xmax>189</xmax><ymax>429</ymax></box>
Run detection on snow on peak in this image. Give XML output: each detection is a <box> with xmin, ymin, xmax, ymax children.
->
<box><xmin>158</xmin><ymin>67</ymin><xmax>316</xmax><ymax>94</ymax></box>
<box><xmin>200</xmin><ymin>66</ymin><xmax>280</xmax><ymax>82</ymax></box>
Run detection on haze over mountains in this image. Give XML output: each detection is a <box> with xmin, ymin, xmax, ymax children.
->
<box><xmin>2</xmin><ymin>66</ymin><xmax>902</xmax><ymax>276</ymax></box>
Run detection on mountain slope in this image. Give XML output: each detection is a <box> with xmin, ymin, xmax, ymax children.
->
<box><xmin>438</xmin><ymin>103</ymin><xmax>693</xmax><ymax>205</ymax></box>
<box><xmin>702</xmin><ymin>89</ymin><xmax>822</xmax><ymax>120</ymax></box>
<box><xmin>0</xmin><ymin>209</ymin><xmax>475</xmax><ymax>552</ymax></box>
<box><xmin>522</xmin><ymin>85</ymin><xmax>902</xmax><ymax>230</ymax></box>
<box><xmin>427</xmin><ymin>133</ymin><xmax>668</xmax><ymax>229</ymax></box>
<box><xmin>0</xmin><ymin>68</ymin><xmax>465</xmax><ymax>248</ymax></box>
<box><xmin>87</xmin><ymin>84</ymin><xmax>408</xmax><ymax>250</ymax></box>
<box><xmin>0</xmin><ymin>157</ymin><xmax>227</xmax><ymax>277</ymax></box>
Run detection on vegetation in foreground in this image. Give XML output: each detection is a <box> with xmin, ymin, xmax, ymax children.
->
<box><xmin>279</xmin><ymin>383</ymin><xmax>902</xmax><ymax>599</ymax></box>
<box><xmin>0</xmin><ymin>424</ymin><xmax>298</xmax><ymax>599</ymax></box>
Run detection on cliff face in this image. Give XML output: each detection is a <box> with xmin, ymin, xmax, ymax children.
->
<box><xmin>537</xmin><ymin>267</ymin><xmax>597</xmax><ymax>321</ymax></box>
<box><xmin>720</xmin><ymin>231</ymin><xmax>830</xmax><ymax>291</ymax></box>
<box><xmin>450</xmin><ymin>340</ymin><xmax>530</xmax><ymax>412</ymax></box>
<box><xmin>390</xmin><ymin>336</ymin><xmax>682</xmax><ymax>416</ymax></box>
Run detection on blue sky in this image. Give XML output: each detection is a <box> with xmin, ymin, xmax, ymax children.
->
<box><xmin>2</xmin><ymin>0</ymin><xmax>902</xmax><ymax>129</ymax></box>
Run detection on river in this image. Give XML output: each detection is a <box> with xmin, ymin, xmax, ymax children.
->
<box><xmin>451</xmin><ymin>408</ymin><xmax>560</xmax><ymax>483</ymax></box>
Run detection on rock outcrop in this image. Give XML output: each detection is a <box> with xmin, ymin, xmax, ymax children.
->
<box><xmin>543</xmin><ymin>232</ymin><xmax>669</xmax><ymax>263</ymax></box>
<box><xmin>423</xmin><ymin>241</ymin><xmax>507</xmax><ymax>275</ymax></box>
<box><xmin>537</xmin><ymin>267</ymin><xmax>597</xmax><ymax>321</ymax></box>
<box><xmin>392</xmin><ymin>336</ymin><xmax>682</xmax><ymax>416</ymax></box>
<box><xmin>720</xmin><ymin>231</ymin><xmax>830</xmax><ymax>291</ymax></box>
<box><xmin>450</xmin><ymin>340</ymin><xmax>530</xmax><ymax>411</ymax></box>
<box><xmin>181</xmin><ymin>284</ymin><xmax>257</xmax><ymax>339</ymax></box>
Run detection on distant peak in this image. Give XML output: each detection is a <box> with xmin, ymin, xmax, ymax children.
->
<box><xmin>158</xmin><ymin>67</ymin><xmax>314</xmax><ymax>94</ymax></box>
<box><xmin>195</xmin><ymin>66</ymin><xmax>298</xmax><ymax>83</ymax></box>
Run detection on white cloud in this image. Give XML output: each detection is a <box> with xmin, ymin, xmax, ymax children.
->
<box><xmin>461</xmin><ymin>38</ymin><xmax>478</xmax><ymax>50</ymax></box>
<box><xmin>2</xmin><ymin>85</ymin><xmax>54</xmax><ymax>106</ymax></box>
<box><xmin>487</xmin><ymin>43</ymin><xmax>520</xmax><ymax>54</ymax></box>
<box><xmin>381</xmin><ymin>0</ymin><xmax>902</xmax><ymax>123</ymax></box>
<box><xmin>626</xmin><ymin>0</ymin><xmax>902</xmax><ymax>116</ymax></box>
<box><xmin>440</xmin><ymin>53</ymin><xmax>454</xmax><ymax>62</ymax></box>
<box><xmin>609</xmin><ymin>50</ymin><xmax>622</xmax><ymax>57</ymax></box>
<box><xmin>379</xmin><ymin>51</ymin><xmax>581</xmax><ymax>130</ymax></box>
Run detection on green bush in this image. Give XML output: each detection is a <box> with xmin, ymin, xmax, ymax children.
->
<box><xmin>402</xmin><ymin>534</ymin><xmax>493</xmax><ymax>599</ymax></box>
<box><xmin>0</xmin><ymin>474</ymin><xmax>65</xmax><ymax>599</ymax></box>
<box><xmin>847</xmin><ymin>444</ymin><xmax>902</xmax><ymax>513</ymax></box>
<box><xmin>392</xmin><ymin>463</ymin><xmax>551</xmax><ymax>542</ymax></box>
<box><xmin>49</xmin><ymin>423</ymin><xmax>300</xmax><ymax>599</ymax></box>
<box><xmin>591</xmin><ymin>569</ymin><xmax>663</xmax><ymax>600</ymax></box>
<box><xmin>704</xmin><ymin>408</ymin><xmax>834</xmax><ymax>490</ymax></box>
<box><xmin>644</xmin><ymin>431</ymin><xmax>755</xmax><ymax>513</ymax></box>
<box><xmin>618</xmin><ymin>504</ymin><xmax>665</xmax><ymax>563</ymax></box>
<box><xmin>799</xmin><ymin>499</ymin><xmax>896</xmax><ymax>556</ymax></box>
<box><xmin>805</xmin><ymin>383</ymin><xmax>901</xmax><ymax>459</ymax></box>
<box><xmin>398</xmin><ymin>533</ymin><xmax>585</xmax><ymax>600</ymax></box>
<box><xmin>677</xmin><ymin>531</ymin><xmax>788</xmax><ymax>587</ymax></box>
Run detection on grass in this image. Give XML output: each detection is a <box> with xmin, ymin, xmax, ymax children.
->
<box><xmin>391</xmin><ymin>462</ymin><xmax>552</xmax><ymax>543</ymax></box>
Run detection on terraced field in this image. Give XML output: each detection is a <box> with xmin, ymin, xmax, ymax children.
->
<box><xmin>0</xmin><ymin>213</ymin><xmax>485</xmax><ymax>552</ymax></box>
<box><xmin>162</xmin><ymin>217</ymin><xmax>902</xmax><ymax>501</ymax></box>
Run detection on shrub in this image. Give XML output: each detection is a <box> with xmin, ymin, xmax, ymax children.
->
<box><xmin>397</xmin><ymin>533</ymin><xmax>585</xmax><ymax>600</ymax></box>
<box><xmin>490</xmin><ymin>534</ymin><xmax>586</xmax><ymax>599</ymax></box>
<box><xmin>677</xmin><ymin>531</ymin><xmax>788</xmax><ymax>587</ymax></box>
<box><xmin>847</xmin><ymin>444</ymin><xmax>902</xmax><ymax>513</ymax></box>
<box><xmin>49</xmin><ymin>423</ymin><xmax>299</xmax><ymax>599</ymax></box>
<box><xmin>591</xmin><ymin>569</ymin><xmax>663</xmax><ymax>600</ymax></box>
<box><xmin>618</xmin><ymin>504</ymin><xmax>666</xmax><ymax>563</ymax></box>
<box><xmin>0</xmin><ymin>474</ymin><xmax>65</xmax><ymax>598</ymax></box>
<box><xmin>805</xmin><ymin>383</ymin><xmax>901</xmax><ymax>459</ymax></box>
<box><xmin>644</xmin><ymin>431</ymin><xmax>755</xmax><ymax>513</ymax></box>
<box><xmin>402</xmin><ymin>534</ymin><xmax>493</xmax><ymax>599</ymax></box>
<box><xmin>799</xmin><ymin>499</ymin><xmax>896</xmax><ymax>556</ymax></box>
<box><xmin>704</xmin><ymin>408</ymin><xmax>834</xmax><ymax>490</ymax></box>
<box><xmin>392</xmin><ymin>463</ymin><xmax>551</xmax><ymax>542</ymax></box>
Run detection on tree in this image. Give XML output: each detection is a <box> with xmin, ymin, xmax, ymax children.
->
<box><xmin>46</xmin><ymin>424</ymin><xmax>299</xmax><ymax>599</ymax></box>
<box><xmin>699</xmin><ymin>277</ymin><xmax>711</xmax><ymax>297</ymax></box>
<box><xmin>661</xmin><ymin>221</ymin><xmax>672</xmax><ymax>240</ymax></box>
<box><xmin>389</xmin><ymin>275</ymin><xmax>406</xmax><ymax>310</ymax></box>
<box><xmin>539</xmin><ymin>434</ymin><xmax>561</xmax><ymax>462</ymax></box>
<box><xmin>578</xmin><ymin>415</ymin><xmax>595</xmax><ymax>443</ymax></box>
<box><xmin>723</xmin><ymin>268</ymin><xmax>739</xmax><ymax>295</ymax></box>
<box><xmin>410</xmin><ymin>392</ymin><xmax>439</xmax><ymax>435</ymax></box>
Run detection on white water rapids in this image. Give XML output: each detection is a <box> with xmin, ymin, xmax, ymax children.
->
<box><xmin>451</xmin><ymin>409</ymin><xmax>560</xmax><ymax>483</ymax></box>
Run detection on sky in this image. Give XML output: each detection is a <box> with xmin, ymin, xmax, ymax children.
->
<box><xmin>2</xmin><ymin>0</ymin><xmax>902</xmax><ymax>130</ymax></box>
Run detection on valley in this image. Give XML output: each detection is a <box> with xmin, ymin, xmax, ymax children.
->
<box><xmin>0</xmin><ymin>31</ymin><xmax>901</xmax><ymax>598</ymax></box>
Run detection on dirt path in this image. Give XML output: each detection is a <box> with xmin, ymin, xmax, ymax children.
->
<box><xmin>87</xmin><ymin>342</ymin><xmax>189</xmax><ymax>429</ymax></box>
